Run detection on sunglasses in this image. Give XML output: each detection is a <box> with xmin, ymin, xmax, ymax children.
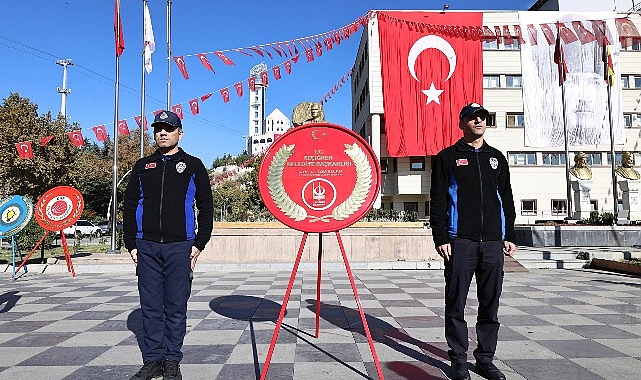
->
<box><xmin>153</xmin><ymin>125</ymin><xmax>179</xmax><ymax>133</ymax></box>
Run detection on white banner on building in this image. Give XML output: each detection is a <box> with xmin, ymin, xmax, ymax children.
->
<box><xmin>519</xmin><ymin>11</ymin><xmax>624</xmax><ymax>147</ymax></box>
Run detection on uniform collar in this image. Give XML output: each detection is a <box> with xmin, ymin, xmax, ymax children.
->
<box><xmin>454</xmin><ymin>138</ymin><xmax>490</xmax><ymax>152</ymax></box>
<box><xmin>147</xmin><ymin>147</ymin><xmax>186</xmax><ymax>162</ymax></box>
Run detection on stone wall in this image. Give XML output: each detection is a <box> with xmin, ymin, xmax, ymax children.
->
<box><xmin>200</xmin><ymin>222</ymin><xmax>439</xmax><ymax>264</ymax></box>
<box><xmin>514</xmin><ymin>225</ymin><xmax>641</xmax><ymax>247</ymax></box>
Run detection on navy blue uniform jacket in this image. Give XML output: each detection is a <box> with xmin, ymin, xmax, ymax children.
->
<box><xmin>123</xmin><ymin>148</ymin><xmax>214</xmax><ymax>252</ymax></box>
<box><xmin>429</xmin><ymin>138</ymin><xmax>516</xmax><ymax>248</ymax></box>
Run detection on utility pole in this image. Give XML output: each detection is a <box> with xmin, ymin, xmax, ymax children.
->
<box><xmin>56</xmin><ymin>59</ymin><xmax>74</xmax><ymax>120</ymax></box>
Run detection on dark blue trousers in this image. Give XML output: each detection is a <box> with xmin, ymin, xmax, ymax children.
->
<box><xmin>136</xmin><ymin>239</ymin><xmax>193</xmax><ymax>362</ymax></box>
<box><xmin>444</xmin><ymin>238</ymin><xmax>504</xmax><ymax>364</ymax></box>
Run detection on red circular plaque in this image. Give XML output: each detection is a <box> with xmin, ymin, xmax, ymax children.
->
<box><xmin>258</xmin><ymin>123</ymin><xmax>381</xmax><ymax>233</ymax></box>
<box><xmin>35</xmin><ymin>186</ymin><xmax>85</xmax><ymax>232</ymax></box>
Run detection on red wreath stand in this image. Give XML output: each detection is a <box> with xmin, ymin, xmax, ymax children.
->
<box><xmin>257</xmin><ymin>123</ymin><xmax>384</xmax><ymax>379</ymax></box>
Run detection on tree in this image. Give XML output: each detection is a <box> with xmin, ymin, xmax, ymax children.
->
<box><xmin>0</xmin><ymin>93</ymin><xmax>82</xmax><ymax>201</ymax></box>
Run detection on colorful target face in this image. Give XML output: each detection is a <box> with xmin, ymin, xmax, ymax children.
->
<box><xmin>0</xmin><ymin>195</ymin><xmax>34</xmax><ymax>238</ymax></box>
<box><xmin>35</xmin><ymin>186</ymin><xmax>85</xmax><ymax>231</ymax></box>
<box><xmin>258</xmin><ymin>123</ymin><xmax>381</xmax><ymax>233</ymax></box>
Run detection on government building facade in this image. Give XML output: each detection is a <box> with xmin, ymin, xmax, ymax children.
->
<box><xmin>352</xmin><ymin>1</ymin><xmax>641</xmax><ymax>224</ymax></box>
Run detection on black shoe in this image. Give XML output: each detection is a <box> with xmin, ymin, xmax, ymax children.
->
<box><xmin>130</xmin><ymin>360</ymin><xmax>163</xmax><ymax>380</ymax></box>
<box><xmin>475</xmin><ymin>361</ymin><xmax>506</xmax><ymax>380</ymax></box>
<box><xmin>163</xmin><ymin>360</ymin><xmax>182</xmax><ymax>380</ymax></box>
<box><xmin>450</xmin><ymin>362</ymin><xmax>471</xmax><ymax>380</ymax></box>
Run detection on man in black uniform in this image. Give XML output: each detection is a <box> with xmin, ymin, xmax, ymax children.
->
<box><xmin>429</xmin><ymin>103</ymin><xmax>516</xmax><ymax>380</ymax></box>
<box><xmin>125</xmin><ymin>110</ymin><xmax>213</xmax><ymax>380</ymax></box>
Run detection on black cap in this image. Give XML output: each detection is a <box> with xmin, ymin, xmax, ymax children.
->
<box><xmin>459</xmin><ymin>102</ymin><xmax>490</xmax><ymax>120</ymax></box>
<box><xmin>151</xmin><ymin>110</ymin><xmax>182</xmax><ymax>129</ymax></box>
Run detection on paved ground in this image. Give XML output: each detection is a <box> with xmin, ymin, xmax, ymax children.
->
<box><xmin>0</xmin><ymin>266</ymin><xmax>640</xmax><ymax>380</ymax></box>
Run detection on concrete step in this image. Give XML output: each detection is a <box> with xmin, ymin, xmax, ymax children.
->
<box><xmin>517</xmin><ymin>259</ymin><xmax>590</xmax><ymax>270</ymax></box>
<box><xmin>517</xmin><ymin>252</ymin><xmax>585</xmax><ymax>260</ymax></box>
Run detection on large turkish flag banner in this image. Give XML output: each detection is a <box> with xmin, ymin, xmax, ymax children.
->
<box><xmin>378</xmin><ymin>11</ymin><xmax>483</xmax><ymax>157</ymax></box>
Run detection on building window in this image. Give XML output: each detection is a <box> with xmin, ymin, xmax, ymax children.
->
<box><xmin>254</xmin><ymin>112</ymin><xmax>259</xmax><ymax>118</ymax></box>
<box><xmin>634</xmin><ymin>75</ymin><xmax>641</xmax><ymax>88</ymax></box>
<box><xmin>482</xmin><ymin>39</ymin><xmax>498</xmax><ymax>50</ymax></box>
<box><xmin>266</xmin><ymin>138</ymin><xmax>272</xmax><ymax>143</ymax></box>
<box><xmin>254</xmin><ymin>127</ymin><xmax>258</xmax><ymax>134</ymax></box>
<box><xmin>506</xmin><ymin>75</ymin><xmax>522</xmax><ymax>88</ymax></box>
<box><xmin>486</xmin><ymin>113</ymin><xmax>497</xmax><ymax>127</ymax></box>
<box><xmin>521</xmin><ymin>199</ymin><xmax>537</xmax><ymax>215</ymax></box>
<box><xmin>425</xmin><ymin>201</ymin><xmax>430</xmax><ymax>216</ymax></box>
<box><xmin>621</xmin><ymin>76</ymin><xmax>630</xmax><ymax>89</ymax></box>
<box><xmin>483</xmin><ymin>75</ymin><xmax>500</xmax><ymax>88</ymax></box>
<box><xmin>590</xmin><ymin>200</ymin><xmax>599</xmax><ymax>212</ymax></box>
<box><xmin>607</xmin><ymin>152</ymin><xmax>624</xmax><ymax>166</ymax></box>
<box><xmin>392</xmin><ymin>158</ymin><xmax>398</xmax><ymax>173</ymax></box>
<box><xmin>625</xmin><ymin>114</ymin><xmax>641</xmax><ymax>128</ymax></box>
<box><xmin>542</xmin><ymin>153</ymin><xmax>566</xmax><ymax>166</ymax></box>
<box><xmin>380</xmin><ymin>158</ymin><xmax>388</xmax><ymax>174</ymax></box>
<box><xmin>624</xmin><ymin>114</ymin><xmax>633</xmax><ymax>127</ymax></box>
<box><xmin>585</xmin><ymin>152</ymin><xmax>602</xmax><ymax>166</ymax></box>
<box><xmin>508</xmin><ymin>152</ymin><xmax>536</xmax><ymax>165</ymax></box>
<box><xmin>504</xmin><ymin>40</ymin><xmax>520</xmax><ymax>50</ymax></box>
<box><xmin>506</xmin><ymin>113</ymin><xmax>525</xmax><ymax>128</ymax></box>
<box><xmin>551</xmin><ymin>199</ymin><xmax>567</xmax><ymax>215</ymax></box>
<box><xmin>404</xmin><ymin>202</ymin><xmax>418</xmax><ymax>213</ymax></box>
<box><xmin>410</xmin><ymin>156</ymin><xmax>425</xmax><ymax>171</ymax></box>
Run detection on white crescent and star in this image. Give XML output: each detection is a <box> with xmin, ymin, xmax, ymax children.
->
<box><xmin>407</xmin><ymin>35</ymin><xmax>457</xmax><ymax>105</ymax></box>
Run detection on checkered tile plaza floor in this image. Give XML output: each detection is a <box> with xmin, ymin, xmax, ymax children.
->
<box><xmin>0</xmin><ymin>268</ymin><xmax>640</xmax><ymax>379</ymax></box>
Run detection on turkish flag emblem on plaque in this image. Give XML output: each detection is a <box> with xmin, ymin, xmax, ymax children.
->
<box><xmin>258</xmin><ymin>123</ymin><xmax>381</xmax><ymax>233</ymax></box>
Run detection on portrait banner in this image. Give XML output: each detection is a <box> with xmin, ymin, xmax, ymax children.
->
<box><xmin>258</xmin><ymin>123</ymin><xmax>380</xmax><ymax>233</ymax></box>
<box><xmin>519</xmin><ymin>11</ymin><xmax>624</xmax><ymax>147</ymax></box>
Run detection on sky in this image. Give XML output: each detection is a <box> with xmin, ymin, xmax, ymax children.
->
<box><xmin>1</xmin><ymin>0</ymin><xmax>534</xmax><ymax>168</ymax></box>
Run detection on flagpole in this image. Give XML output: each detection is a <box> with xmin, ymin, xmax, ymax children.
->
<box><xmin>604</xmin><ymin>22</ymin><xmax>618</xmax><ymax>219</ymax></box>
<box><xmin>108</xmin><ymin>0</ymin><xmax>122</xmax><ymax>254</ymax></box>
<box><xmin>166</xmin><ymin>0</ymin><xmax>172</xmax><ymax>108</ymax></box>
<box><xmin>140</xmin><ymin>0</ymin><xmax>147</xmax><ymax>159</ymax></box>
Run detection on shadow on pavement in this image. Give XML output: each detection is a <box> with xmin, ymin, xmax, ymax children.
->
<box><xmin>0</xmin><ymin>290</ymin><xmax>20</xmax><ymax>313</ymax></box>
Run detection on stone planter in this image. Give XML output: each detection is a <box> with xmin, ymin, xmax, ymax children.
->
<box><xmin>590</xmin><ymin>258</ymin><xmax>641</xmax><ymax>275</ymax></box>
<box><xmin>514</xmin><ymin>225</ymin><xmax>641</xmax><ymax>247</ymax></box>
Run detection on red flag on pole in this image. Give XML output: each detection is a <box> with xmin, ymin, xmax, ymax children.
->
<box><xmin>118</xmin><ymin>120</ymin><xmax>130</xmax><ymax>135</ymax></box>
<box><xmin>377</xmin><ymin>11</ymin><xmax>484</xmax><ymax>156</ymax></box>
<box><xmin>15</xmin><ymin>141</ymin><xmax>34</xmax><ymax>159</ymax></box>
<box><xmin>114</xmin><ymin>0</ymin><xmax>125</xmax><ymax>56</ymax></box>
<box><xmin>553</xmin><ymin>27</ymin><xmax>568</xmax><ymax>86</ymax></box>
<box><xmin>67</xmin><ymin>131</ymin><xmax>85</xmax><ymax>147</ymax></box>
<box><xmin>92</xmin><ymin>125</ymin><xmax>108</xmax><ymax>142</ymax></box>
<box><xmin>189</xmin><ymin>99</ymin><xmax>200</xmax><ymax>115</ymax></box>
<box><xmin>196</xmin><ymin>53</ymin><xmax>215</xmax><ymax>73</ymax></box>
<box><xmin>173</xmin><ymin>56</ymin><xmax>189</xmax><ymax>80</ymax></box>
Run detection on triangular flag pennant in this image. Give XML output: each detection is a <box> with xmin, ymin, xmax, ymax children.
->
<box><xmin>118</xmin><ymin>119</ymin><xmax>130</xmax><ymax>135</ymax></box>
<box><xmin>189</xmin><ymin>99</ymin><xmax>200</xmax><ymax>115</ymax></box>
<box><xmin>134</xmin><ymin>115</ymin><xmax>148</xmax><ymax>130</ymax></box>
<box><xmin>40</xmin><ymin>136</ymin><xmax>55</xmax><ymax>146</ymax></box>
<box><xmin>92</xmin><ymin>125</ymin><xmax>108</xmax><ymax>142</ymax></box>
<box><xmin>196</xmin><ymin>53</ymin><xmax>214</xmax><ymax>72</ymax></box>
<box><xmin>234</xmin><ymin>82</ymin><xmax>244</xmax><ymax>97</ymax></box>
<box><xmin>171</xmin><ymin>104</ymin><xmax>184</xmax><ymax>119</ymax></box>
<box><xmin>214</xmin><ymin>51</ymin><xmax>235</xmax><ymax>65</ymax></box>
<box><xmin>173</xmin><ymin>56</ymin><xmax>190</xmax><ymax>79</ymax></box>
<box><xmin>220</xmin><ymin>88</ymin><xmax>230</xmax><ymax>103</ymax></box>
<box><xmin>15</xmin><ymin>141</ymin><xmax>33</xmax><ymax>159</ymax></box>
<box><xmin>67</xmin><ymin>130</ymin><xmax>85</xmax><ymax>147</ymax></box>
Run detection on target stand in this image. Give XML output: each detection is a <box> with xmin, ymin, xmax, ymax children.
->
<box><xmin>13</xmin><ymin>186</ymin><xmax>85</xmax><ymax>279</ymax></box>
<box><xmin>0</xmin><ymin>195</ymin><xmax>34</xmax><ymax>279</ymax></box>
<box><xmin>257</xmin><ymin>123</ymin><xmax>384</xmax><ymax>380</ymax></box>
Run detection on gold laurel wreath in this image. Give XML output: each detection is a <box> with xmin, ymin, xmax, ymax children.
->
<box><xmin>331</xmin><ymin>143</ymin><xmax>372</xmax><ymax>221</ymax></box>
<box><xmin>267</xmin><ymin>144</ymin><xmax>308</xmax><ymax>221</ymax></box>
<box><xmin>267</xmin><ymin>142</ymin><xmax>372</xmax><ymax>222</ymax></box>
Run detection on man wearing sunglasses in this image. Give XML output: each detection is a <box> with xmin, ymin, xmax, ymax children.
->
<box><xmin>124</xmin><ymin>110</ymin><xmax>213</xmax><ymax>380</ymax></box>
<box><xmin>430</xmin><ymin>103</ymin><xmax>516</xmax><ymax>380</ymax></box>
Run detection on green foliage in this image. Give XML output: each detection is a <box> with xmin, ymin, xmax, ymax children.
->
<box><xmin>364</xmin><ymin>208</ymin><xmax>419</xmax><ymax>222</ymax></box>
<box><xmin>579</xmin><ymin>211</ymin><xmax>615</xmax><ymax>226</ymax></box>
<box><xmin>211</xmin><ymin>151</ymin><xmax>251</xmax><ymax>170</ymax></box>
<box><xmin>14</xmin><ymin>218</ymin><xmax>55</xmax><ymax>260</ymax></box>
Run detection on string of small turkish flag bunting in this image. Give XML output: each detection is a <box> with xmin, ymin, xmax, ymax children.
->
<box><xmin>13</xmin><ymin>12</ymin><xmax>640</xmax><ymax>159</ymax></box>
<box><xmin>320</xmin><ymin>70</ymin><xmax>352</xmax><ymax>104</ymax></box>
